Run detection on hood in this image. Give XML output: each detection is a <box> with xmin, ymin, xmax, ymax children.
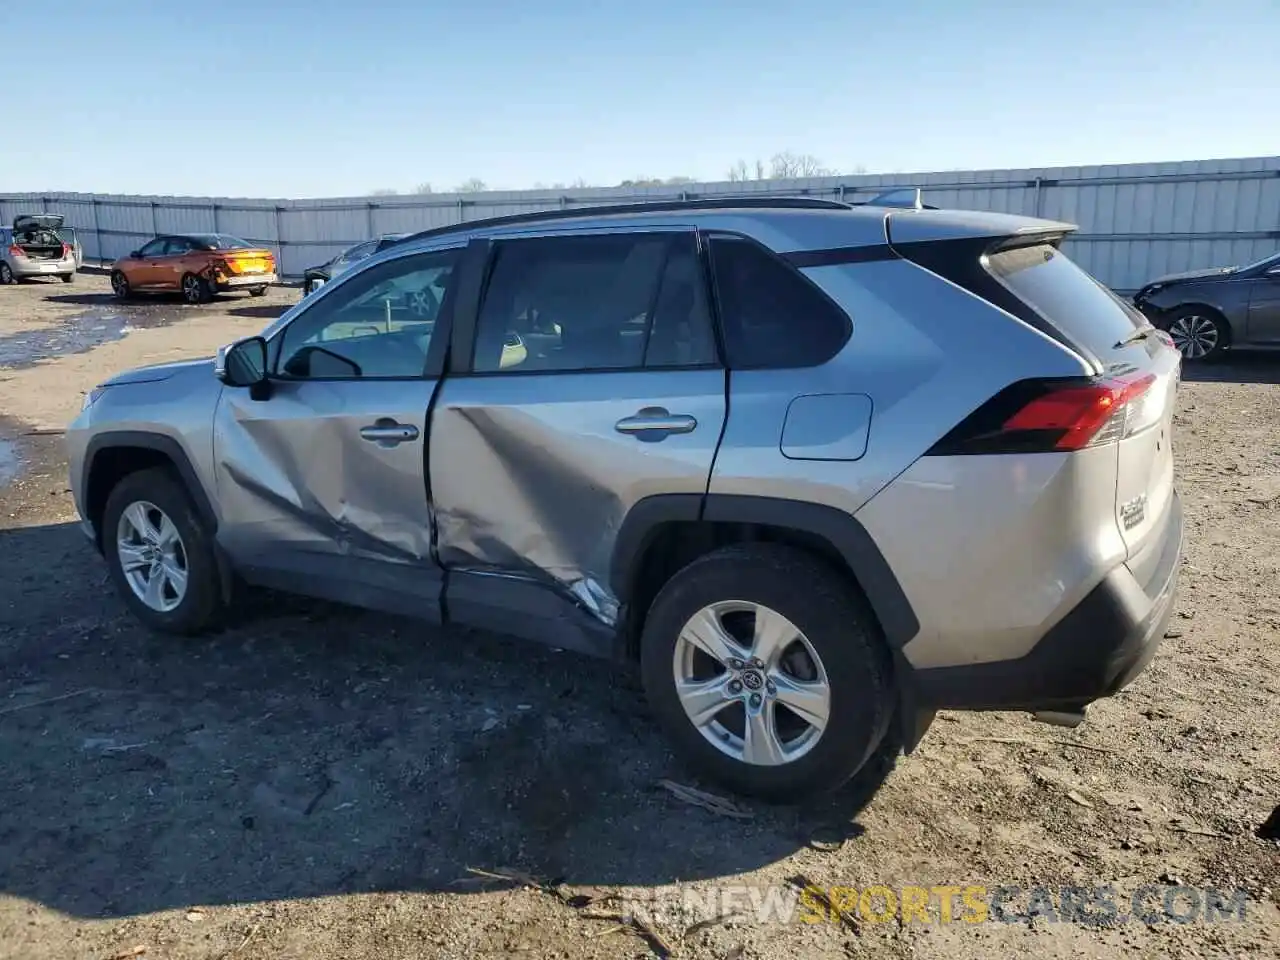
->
<box><xmin>102</xmin><ymin>357</ymin><xmax>213</xmax><ymax>386</ymax></box>
<box><xmin>1144</xmin><ymin>266</ymin><xmax>1237</xmax><ymax>286</ymax></box>
<box><xmin>14</xmin><ymin>214</ymin><xmax>64</xmax><ymax>232</ymax></box>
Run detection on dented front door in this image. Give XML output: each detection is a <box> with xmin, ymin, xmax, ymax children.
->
<box><xmin>211</xmin><ymin>246</ymin><xmax>461</xmax><ymax>618</ymax></box>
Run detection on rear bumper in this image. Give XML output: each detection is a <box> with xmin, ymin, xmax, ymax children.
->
<box><xmin>10</xmin><ymin>257</ymin><xmax>76</xmax><ymax>276</ymax></box>
<box><xmin>214</xmin><ymin>273</ymin><xmax>276</xmax><ymax>290</ymax></box>
<box><xmin>914</xmin><ymin>490</ymin><xmax>1183</xmax><ymax>712</ymax></box>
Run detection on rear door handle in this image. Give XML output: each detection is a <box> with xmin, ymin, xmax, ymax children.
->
<box><xmin>615</xmin><ymin>407</ymin><xmax>698</xmax><ymax>440</ymax></box>
<box><xmin>359</xmin><ymin>419</ymin><xmax>419</xmax><ymax>447</ymax></box>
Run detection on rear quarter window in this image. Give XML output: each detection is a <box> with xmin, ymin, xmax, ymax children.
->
<box><xmin>709</xmin><ymin>235</ymin><xmax>851</xmax><ymax>369</ymax></box>
<box><xmin>986</xmin><ymin>243</ymin><xmax>1143</xmax><ymax>355</ymax></box>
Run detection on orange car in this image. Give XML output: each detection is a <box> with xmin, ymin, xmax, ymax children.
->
<box><xmin>110</xmin><ymin>233</ymin><xmax>277</xmax><ymax>304</ymax></box>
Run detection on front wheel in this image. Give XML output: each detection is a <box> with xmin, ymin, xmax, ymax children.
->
<box><xmin>102</xmin><ymin>468</ymin><xmax>224</xmax><ymax>634</ymax></box>
<box><xmin>1164</xmin><ymin>307</ymin><xmax>1229</xmax><ymax>361</ymax></box>
<box><xmin>640</xmin><ymin>544</ymin><xmax>894</xmax><ymax>801</ymax></box>
<box><xmin>182</xmin><ymin>272</ymin><xmax>211</xmax><ymax>305</ymax></box>
<box><xmin>110</xmin><ymin>270</ymin><xmax>131</xmax><ymax>298</ymax></box>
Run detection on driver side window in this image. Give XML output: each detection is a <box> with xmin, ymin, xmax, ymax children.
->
<box><xmin>276</xmin><ymin>248</ymin><xmax>458</xmax><ymax>380</ymax></box>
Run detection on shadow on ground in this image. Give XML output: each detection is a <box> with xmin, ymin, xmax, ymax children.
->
<box><xmin>1180</xmin><ymin>352</ymin><xmax>1280</xmax><ymax>385</ymax></box>
<box><xmin>0</xmin><ymin>522</ymin><xmax>886</xmax><ymax>920</ymax></box>
<box><xmin>225</xmin><ymin>304</ymin><xmax>289</xmax><ymax>320</ymax></box>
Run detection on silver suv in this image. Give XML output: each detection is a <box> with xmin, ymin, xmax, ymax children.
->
<box><xmin>66</xmin><ymin>197</ymin><xmax>1184</xmax><ymax>800</ymax></box>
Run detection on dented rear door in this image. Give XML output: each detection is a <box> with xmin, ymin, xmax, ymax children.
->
<box><xmin>211</xmin><ymin>246</ymin><xmax>463</xmax><ymax>618</ymax></box>
<box><xmin>430</xmin><ymin>228</ymin><xmax>726</xmax><ymax>626</ymax></box>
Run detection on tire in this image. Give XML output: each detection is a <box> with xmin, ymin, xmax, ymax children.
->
<box><xmin>182</xmin><ymin>272</ymin><xmax>211</xmax><ymax>305</ymax></box>
<box><xmin>0</xmin><ymin>263</ymin><xmax>15</xmax><ymax>285</ymax></box>
<box><xmin>249</xmin><ymin>285</ymin><xmax>267</xmax><ymax>297</ymax></box>
<box><xmin>110</xmin><ymin>270</ymin><xmax>131</xmax><ymax>299</ymax></box>
<box><xmin>640</xmin><ymin>544</ymin><xmax>894</xmax><ymax>802</ymax></box>
<box><xmin>61</xmin><ymin>272</ymin><xmax>76</xmax><ymax>284</ymax></box>
<box><xmin>1163</xmin><ymin>306</ymin><xmax>1229</xmax><ymax>362</ymax></box>
<box><xmin>102</xmin><ymin>467</ymin><xmax>224</xmax><ymax>635</ymax></box>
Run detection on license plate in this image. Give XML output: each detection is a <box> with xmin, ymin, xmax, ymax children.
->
<box><xmin>238</xmin><ymin>260</ymin><xmax>266</xmax><ymax>273</ymax></box>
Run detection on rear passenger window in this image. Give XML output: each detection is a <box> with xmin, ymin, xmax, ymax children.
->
<box><xmin>472</xmin><ymin>233</ymin><xmax>717</xmax><ymax>373</ymax></box>
<box><xmin>709</xmin><ymin>235</ymin><xmax>851</xmax><ymax>368</ymax></box>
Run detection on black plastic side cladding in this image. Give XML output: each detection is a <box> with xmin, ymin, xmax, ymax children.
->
<box><xmin>84</xmin><ymin>431</ymin><xmax>219</xmax><ymax>539</ymax></box>
<box><xmin>611</xmin><ymin>493</ymin><xmax>920</xmax><ymax>652</ymax></box>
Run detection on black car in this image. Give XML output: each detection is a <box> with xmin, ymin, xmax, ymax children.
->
<box><xmin>302</xmin><ymin>233</ymin><xmax>408</xmax><ymax>295</ymax></box>
<box><xmin>1133</xmin><ymin>250</ymin><xmax>1280</xmax><ymax>360</ymax></box>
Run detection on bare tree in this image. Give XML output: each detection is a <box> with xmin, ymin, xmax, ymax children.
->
<box><xmin>369</xmin><ymin>188</ymin><xmax>399</xmax><ymax>196</ymax></box>
<box><xmin>413</xmin><ymin>182</ymin><xmax>434</xmax><ymax>194</ymax></box>
<box><xmin>454</xmin><ymin>178</ymin><xmax>488</xmax><ymax>193</ymax></box>
<box><xmin>770</xmin><ymin>151</ymin><xmax>834</xmax><ymax>179</ymax></box>
<box><xmin>727</xmin><ymin>160</ymin><xmax>751</xmax><ymax>182</ymax></box>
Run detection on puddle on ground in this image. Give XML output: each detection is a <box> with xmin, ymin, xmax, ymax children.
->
<box><xmin>0</xmin><ymin>438</ymin><xmax>18</xmax><ymax>487</ymax></box>
<box><xmin>0</xmin><ymin>303</ymin><xmax>181</xmax><ymax>370</ymax></box>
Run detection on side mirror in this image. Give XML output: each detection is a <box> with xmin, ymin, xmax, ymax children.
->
<box><xmin>129</xmin><ymin>250</ymin><xmax>141</xmax><ymax>258</ymax></box>
<box><xmin>216</xmin><ymin>336</ymin><xmax>269</xmax><ymax>390</ymax></box>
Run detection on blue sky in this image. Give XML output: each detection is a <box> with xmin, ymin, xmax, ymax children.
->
<box><xmin>3</xmin><ymin>0</ymin><xmax>1277</xmax><ymax>198</ymax></box>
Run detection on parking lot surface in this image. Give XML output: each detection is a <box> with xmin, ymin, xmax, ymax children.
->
<box><xmin>0</xmin><ymin>274</ymin><xmax>1277</xmax><ymax>959</ymax></box>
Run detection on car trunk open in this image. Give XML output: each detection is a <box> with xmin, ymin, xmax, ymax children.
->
<box><xmin>12</xmin><ymin>215</ymin><xmax>68</xmax><ymax>262</ymax></box>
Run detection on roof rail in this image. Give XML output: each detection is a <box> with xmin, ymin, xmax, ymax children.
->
<box><xmin>390</xmin><ymin>195</ymin><xmax>853</xmax><ymax>247</ymax></box>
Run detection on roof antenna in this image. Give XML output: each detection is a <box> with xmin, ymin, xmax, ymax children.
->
<box><xmin>866</xmin><ymin>187</ymin><xmax>925</xmax><ymax>210</ymax></box>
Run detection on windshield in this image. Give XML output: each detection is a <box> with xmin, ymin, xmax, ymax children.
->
<box><xmin>192</xmin><ymin>234</ymin><xmax>255</xmax><ymax>250</ymax></box>
<box><xmin>1237</xmin><ymin>250</ymin><xmax>1280</xmax><ymax>273</ymax></box>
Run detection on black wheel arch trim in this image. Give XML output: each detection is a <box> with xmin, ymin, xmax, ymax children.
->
<box><xmin>611</xmin><ymin>492</ymin><xmax>920</xmax><ymax>650</ymax></box>
<box><xmin>84</xmin><ymin>431</ymin><xmax>219</xmax><ymax>538</ymax></box>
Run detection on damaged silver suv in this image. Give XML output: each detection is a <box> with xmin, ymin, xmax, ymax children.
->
<box><xmin>66</xmin><ymin>197</ymin><xmax>1184</xmax><ymax>800</ymax></box>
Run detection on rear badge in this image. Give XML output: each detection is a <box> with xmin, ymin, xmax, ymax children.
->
<box><xmin>1121</xmin><ymin>494</ymin><xmax>1147</xmax><ymax>530</ymax></box>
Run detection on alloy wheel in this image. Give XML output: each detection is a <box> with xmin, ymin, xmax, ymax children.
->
<box><xmin>672</xmin><ymin>600</ymin><xmax>831</xmax><ymax>766</ymax></box>
<box><xmin>111</xmin><ymin>272</ymin><xmax>128</xmax><ymax>296</ymax></box>
<box><xmin>0</xmin><ymin>263</ymin><xmax>12</xmax><ymax>284</ymax></box>
<box><xmin>116</xmin><ymin>501</ymin><xmax>189</xmax><ymax>613</ymax></box>
<box><xmin>1167</xmin><ymin>314</ymin><xmax>1220</xmax><ymax>359</ymax></box>
<box><xmin>183</xmin><ymin>275</ymin><xmax>203</xmax><ymax>304</ymax></box>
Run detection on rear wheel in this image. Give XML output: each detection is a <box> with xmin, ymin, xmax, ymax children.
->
<box><xmin>640</xmin><ymin>544</ymin><xmax>894</xmax><ymax>801</ymax></box>
<box><xmin>61</xmin><ymin>272</ymin><xmax>75</xmax><ymax>283</ymax></box>
<box><xmin>102</xmin><ymin>468</ymin><xmax>224</xmax><ymax>634</ymax></box>
<box><xmin>110</xmin><ymin>270</ymin><xmax>131</xmax><ymax>298</ymax></box>
<box><xmin>1164</xmin><ymin>306</ymin><xmax>1228</xmax><ymax>361</ymax></box>
<box><xmin>0</xmin><ymin>263</ymin><xmax>14</xmax><ymax>285</ymax></box>
<box><xmin>182</xmin><ymin>272</ymin><xmax>211</xmax><ymax>305</ymax></box>
<box><xmin>249</xmin><ymin>285</ymin><xmax>267</xmax><ymax>297</ymax></box>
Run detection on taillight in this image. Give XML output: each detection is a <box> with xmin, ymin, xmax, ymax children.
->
<box><xmin>927</xmin><ymin>373</ymin><xmax>1158</xmax><ymax>455</ymax></box>
<box><xmin>8</xmin><ymin>244</ymin><xmax>23</xmax><ymax>258</ymax></box>
<box><xmin>61</xmin><ymin>243</ymin><xmax>72</xmax><ymax>258</ymax></box>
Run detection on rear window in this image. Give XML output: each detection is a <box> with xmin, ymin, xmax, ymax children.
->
<box><xmin>986</xmin><ymin>243</ymin><xmax>1143</xmax><ymax>354</ymax></box>
<box><xmin>192</xmin><ymin>234</ymin><xmax>254</xmax><ymax>250</ymax></box>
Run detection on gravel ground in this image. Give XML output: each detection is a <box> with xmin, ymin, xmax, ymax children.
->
<box><xmin>0</xmin><ymin>274</ymin><xmax>1277</xmax><ymax>960</ymax></box>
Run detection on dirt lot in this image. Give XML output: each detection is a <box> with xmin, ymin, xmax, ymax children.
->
<box><xmin>0</xmin><ymin>273</ymin><xmax>1277</xmax><ymax>960</ymax></box>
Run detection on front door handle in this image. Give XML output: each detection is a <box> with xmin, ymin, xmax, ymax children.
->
<box><xmin>360</xmin><ymin>419</ymin><xmax>419</xmax><ymax>447</ymax></box>
<box><xmin>615</xmin><ymin>407</ymin><xmax>698</xmax><ymax>440</ymax></box>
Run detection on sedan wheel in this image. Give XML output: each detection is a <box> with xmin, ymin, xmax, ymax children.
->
<box><xmin>1167</xmin><ymin>312</ymin><xmax>1224</xmax><ymax>360</ymax></box>
<box><xmin>111</xmin><ymin>271</ymin><xmax>130</xmax><ymax>298</ymax></box>
<box><xmin>0</xmin><ymin>263</ymin><xmax>14</xmax><ymax>284</ymax></box>
<box><xmin>182</xmin><ymin>273</ymin><xmax>209</xmax><ymax>304</ymax></box>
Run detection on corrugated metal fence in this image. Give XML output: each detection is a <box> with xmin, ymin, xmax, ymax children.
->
<box><xmin>4</xmin><ymin>156</ymin><xmax>1279</xmax><ymax>291</ymax></box>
